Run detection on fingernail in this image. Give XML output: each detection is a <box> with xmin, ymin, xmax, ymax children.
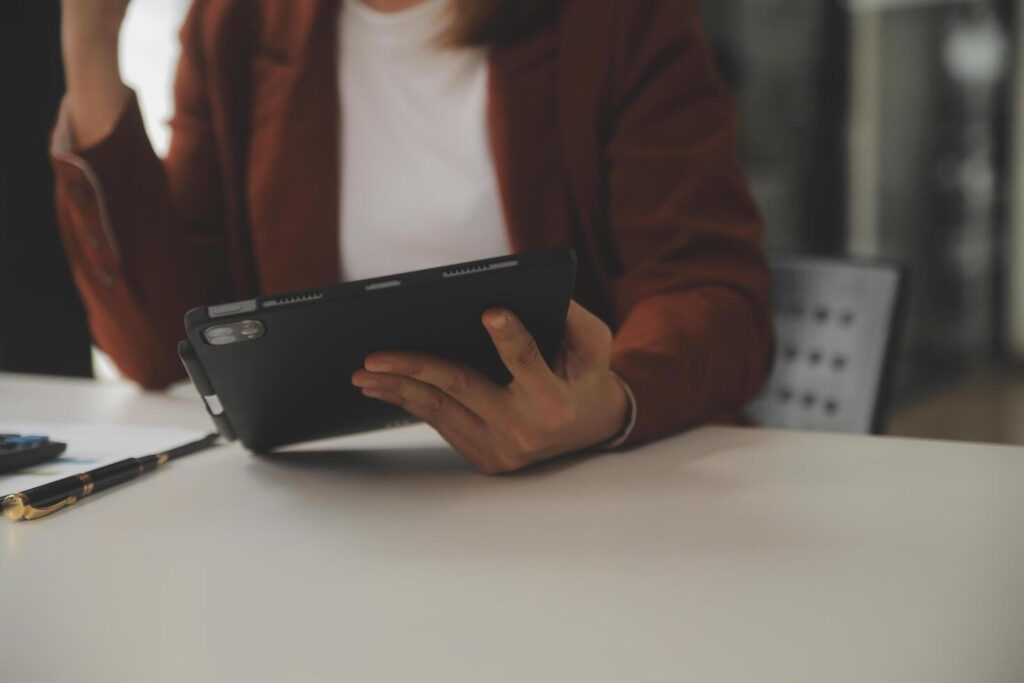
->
<box><xmin>487</xmin><ymin>312</ymin><xmax>508</xmax><ymax>330</ymax></box>
<box><xmin>362</xmin><ymin>388</ymin><xmax>385</xmax><ymax>399</ymax></box>
<box><xmin>365</xmin><ymin>358</ymin><xmax>393</xmax><ymax>373</ymax></box>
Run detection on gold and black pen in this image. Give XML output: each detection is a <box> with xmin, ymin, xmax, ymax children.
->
<box><xmin>2</xmin><ymin>433</ymin><xmax>219</xmax><ymax>521</ymax></box>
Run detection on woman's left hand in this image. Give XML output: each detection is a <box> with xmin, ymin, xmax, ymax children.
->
<box><xmin>352</xmin><ymin>300</ymin><xmax>630</xmax><ymax>475</ymax></box>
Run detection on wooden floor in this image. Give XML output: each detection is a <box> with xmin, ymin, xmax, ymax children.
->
<box><xmin>889</xmin><ymin>365</ymin><xmax>1024</xmax><ymax>446</ymax></box>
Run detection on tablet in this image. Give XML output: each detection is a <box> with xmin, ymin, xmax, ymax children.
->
<box><xmin>178</xmin><ymin>248</ymin><xmax>577</xmax><ymax>452</ymax></box>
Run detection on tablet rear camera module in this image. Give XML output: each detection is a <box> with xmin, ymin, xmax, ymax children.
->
<box><xmin>204</xmin><ymin>320</ymin><xmax>265</xmax><ymax>346</ymax></box>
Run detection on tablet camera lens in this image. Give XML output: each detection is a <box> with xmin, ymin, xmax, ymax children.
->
<box><xmin>204</xmin><ymin>320</ymin><xmax>265</xmax><ymax>345</ymax></box>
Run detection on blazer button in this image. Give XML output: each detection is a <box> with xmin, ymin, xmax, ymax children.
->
<box><xmin>70</xmin><ymin>182</ymin><xmax>93</xmax><ymax>207</ymax></box>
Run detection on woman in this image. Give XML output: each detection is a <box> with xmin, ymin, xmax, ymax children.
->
<box><xmin>54</xmin><ymin>0</ymin><xmax>772</xmax><ymax>473</ymax></box>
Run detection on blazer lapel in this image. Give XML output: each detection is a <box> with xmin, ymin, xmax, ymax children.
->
<box><xmin>489</xmin><ymin>25</ymin><xmax>571</xmax><ymax>254</ymax></box>
<box><xmin>247</xmin><ymin>0</ymin><xmax>340</xmax><ymax>293</ymax></box>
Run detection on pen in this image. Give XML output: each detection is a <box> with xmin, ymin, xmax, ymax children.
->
<box><xmin>2</xmin><ymin>432</ymin><xmax>220</xmax><ymax>521</ymax></box>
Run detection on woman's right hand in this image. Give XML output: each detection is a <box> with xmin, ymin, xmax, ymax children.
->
<box><xmin>60</xmin><ymin>0</ymin><xmax>132</xmax><ymax>148</ymax></box>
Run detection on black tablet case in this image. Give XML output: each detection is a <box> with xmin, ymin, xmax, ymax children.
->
<box><xmin>179</xmin><ymin>249</ymin><xmax>577</xmax><ymax>452</ymax></box>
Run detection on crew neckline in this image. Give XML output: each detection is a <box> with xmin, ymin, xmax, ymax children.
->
<box><xmin>343</xmin><ymin>0</ymin><xmax>448</xmax><ymax>28</ymax></box>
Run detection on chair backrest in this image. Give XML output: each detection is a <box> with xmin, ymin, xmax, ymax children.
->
<box><xmin>745</xmin><ymin>256</ymin><xmax>907</xmax><ymax>435</ymax></box>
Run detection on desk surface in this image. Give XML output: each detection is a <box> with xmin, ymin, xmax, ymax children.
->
<box><xmin>1</xmin><ymin>373</ymin><xmax>1022</xmax><ymax>683</ymax></box>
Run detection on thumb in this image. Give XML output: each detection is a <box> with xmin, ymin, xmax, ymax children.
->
<box><xmin>483</xmin><ymin>308</ymin><xmax>557</xmax><ymax>390</ymax></box>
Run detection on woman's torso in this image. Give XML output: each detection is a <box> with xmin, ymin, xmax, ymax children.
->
<box><xmin>338</xmin><ymin>0</ymin><xmax>511</xmax><ymax>281</ymax></box>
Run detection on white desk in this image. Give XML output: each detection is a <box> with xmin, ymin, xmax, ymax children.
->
<box><xmin>1</xmin><ymin>373</ymin><xmax>1022</xmax><ymax>683</ymax></box>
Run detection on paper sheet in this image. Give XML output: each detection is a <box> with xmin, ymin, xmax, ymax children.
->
<box><xmin>0</xmin><ymin>422</ymin><xmax>208</xmax><ymax>497</ymax></box>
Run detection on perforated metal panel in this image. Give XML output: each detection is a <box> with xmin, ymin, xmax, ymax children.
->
<box><xmin>745</xmin><ymin>257</ymin><xmax>906</xmax><ymax>434</ymax></box>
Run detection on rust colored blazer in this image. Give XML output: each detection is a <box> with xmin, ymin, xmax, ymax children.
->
<box><xmin>51</xmin><ymin>0</ymin><xmax>772</xmax><ymax>446</ymax></box>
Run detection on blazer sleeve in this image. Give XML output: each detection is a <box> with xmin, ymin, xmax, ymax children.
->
<box><xmin>51</xmin><ymin>5</ymin><xmax>233</xmax><ymax>389</ymax></box>
<box><xmin>605</xmin><ymin>0</ymin><xmax>774</xmax><ymax>444</ymax></box>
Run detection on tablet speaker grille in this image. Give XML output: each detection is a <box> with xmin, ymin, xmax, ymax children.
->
<box><xmin>263</xmin><ymin>291</ymin><xmax>324</xmax><ymax>308</ymax></box>
<box><xmin>442</xmin><ymin>259</ymin><xmax>519</xmax><ymax>278</ymax></box>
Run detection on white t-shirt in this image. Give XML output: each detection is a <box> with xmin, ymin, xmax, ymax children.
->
<box><xmin>338</xmin><ymin>0</ymin><xmax>511</xmax><ymax>282</ymax></box>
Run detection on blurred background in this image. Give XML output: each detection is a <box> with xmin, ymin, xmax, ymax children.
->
<box><xmin>2</xmin><ymin>0</ymin><xmax>1022</xmax><ymax>444</ymax></box>
<box><xmin>704</xmin><ymin>0</ymin><xmax>1023</xmax><ymax>443</ymax></box>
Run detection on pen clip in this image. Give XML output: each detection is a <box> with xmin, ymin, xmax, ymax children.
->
<box><xmin>2</xmin><ymin>493</ymin><xmax>79</xmax><ymax>521</ymax></box>
<box><xmin>24</xmin><ymin>497</ymin><xmax>79</xmax><ymax>520</ymax></box>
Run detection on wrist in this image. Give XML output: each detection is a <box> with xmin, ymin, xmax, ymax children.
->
<box><xmin>591</xmin><ymin>371</ymin><xmax>634</xmax><ymax>448</ymax></box>
<box><xmin>63</xmin><ymin>39</ymin><xmax>121</xmax><ymax>86</ymax></box>
<box><xmin>62</xmin><ymin>18</ymin><xmax>122</xmax><ymax>72</ymax></box>
<box><xmin>62</xmin><ymin>44</ymin><xmax>128</xmax><ymax>149</ymax></box>
<box><xmin>61</xmin><ymin>1</ymin><xmax>127</xmax><ymax>51</ymax></box>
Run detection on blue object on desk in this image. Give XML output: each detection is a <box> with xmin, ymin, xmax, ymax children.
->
<box><xmin>0</xmin><ymin>435</ymin><xmax>67</xmax><ymax>474</ymax></box>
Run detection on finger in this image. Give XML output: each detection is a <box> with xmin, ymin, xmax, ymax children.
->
<box><xmin>562</xmin><ymin>300</ymin><xmax>614</xmax><ymax>370</ymax></box>
<box><xmin>359</xmin><ymin>374</ymin><xmax>489</xmax><ymax>442</ymax></box>
<box><xmin>482</xmin><ymin>308</ymin><xmax>558</xmax><ymax>390</ymax></box>
<box><xmin>361</xmin><ymin>381</ymin><xmax>499</xmax><ymax>474</ymax></box>
<box><xmin>357</xmin><ymin>353</ymin><xmax>509</xmax><ymax>426</ymax></box>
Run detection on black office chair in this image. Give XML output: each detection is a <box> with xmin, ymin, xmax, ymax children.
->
<box><xmin>745</xmin><ymin>256</ymin><xmax>907</xmax><ymax>435</ymax></box>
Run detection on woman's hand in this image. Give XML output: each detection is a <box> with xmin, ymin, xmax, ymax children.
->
<box><xmin>61</xmin><ymin>0</ymin><xmax>132</xmax><ymax>147</ymax></box>
<box><xmin>352</xmin><ymin>301</ymin><xmax>630</xmax><ymax>475</ymax></box>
